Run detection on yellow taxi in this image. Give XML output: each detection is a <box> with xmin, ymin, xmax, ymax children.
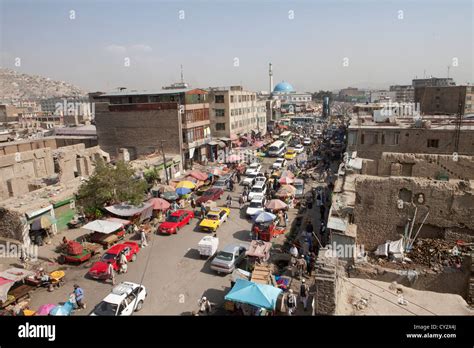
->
<box><xmin>199</xmin><ymin>207</ymin><xmax>230</xmax><ymax>232</ymax></box>
<box><xmin>284</xmin><ymin>149</ymin><xmax>297</xmax><ymax>160</ymax></box>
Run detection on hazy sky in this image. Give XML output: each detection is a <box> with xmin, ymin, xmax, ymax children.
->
<box><xmin>0</xmin><ymin>0</ymin><xmax>472</xmax><ymax>92</ymax></box>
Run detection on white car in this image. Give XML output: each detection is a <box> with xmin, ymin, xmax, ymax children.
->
<box><xmin>245</xmin><ymin>163</ymin><xmax>262</xmax><ymax>176</ymax></box>
<box><xmin>293</xmin><ymin>144</ymin><xmax>305</xmax><ymax>154</ymax></box>
<box><xmin>303</xmin><ymin>138</ymin><xmax>312</xmax><ymax>146</ymax></box>
<box><xmin>272</xmin><ymin>158</ymin><xmax>286</xmax><ymax>169</ymax></box>
<box><xmin>248</xmin><ymin>182</ymin><xmax>267</xmax><ymax>201</ymax></box>
<box><xmin>242</xmin><ymin>173</ymin><xmax>258</xmax><ymax>187</ymax></box>
<box><xmin>246</xmin><ymin>195</ymin><xmax>267</xmax><ymax>219</ymax></box>
<box><xmin>91</xmin><ymin>282</ymin><xmax>147</xmax><ymax>316</ymax></box>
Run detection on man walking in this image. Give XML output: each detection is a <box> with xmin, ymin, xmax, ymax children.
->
<box><xmin>140</xmin><ymin>229</ymin><xmax>148</xmax><ymax>248</ymax></box>
<box><xmin>297</xmin><ymin>254</ymin><xmax>307</xmax><ymax>280</ymax></box>
<box><xmin>239</xmin><ymin>195</ymin><xmax>244</xmax><ymax>209</ymax></box>
<box><xmin>107</xmin><ymin>261</ymin><xmax>115</xmax><ymax>285</ymax></box>
<box><xmin>286</xmin><ymin>289</ymin><xmax>297</xmax><ymax>316</ymax></box>
<box><xmin>74</xmin><ymin>284</ymin><xmax>86</xmax><ymax>310</ymax></box>
<box><xmin>300</xmin><ymin>279</ymin><xmax>309</xmax><ymax>311</ymax></box>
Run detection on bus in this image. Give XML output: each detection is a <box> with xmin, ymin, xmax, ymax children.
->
<box><xmin>279</xmin><ymin>131</ymin><xmax>292</xmax><ymax>144</ymax></box>
<box><xmin>267</xmin><ymin>140</ymin><xmax>286</xmax><ymax>157</ymax></box>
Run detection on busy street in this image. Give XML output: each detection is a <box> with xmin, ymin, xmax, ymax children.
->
<box><xmin>4</xmin><ymin>115</ymin><xmax>347</xmax><ymax>316</ymax></box>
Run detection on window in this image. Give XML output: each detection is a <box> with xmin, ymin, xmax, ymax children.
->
<box><xmin>427</xmin><ymin>139</ymin><xmax>439</xmax><ymax>148</ymax></box>
<box><xmin>216</xmin><ymin>123</ymin><xmax>226</xmax><ymax>131</ymax></box>
<box><xmin>381</xmin><ymin>134</ymin><xmax>385</xmax><ymax>145</ymax></box>
<box><xmin>360</xmin><ymin>134</ymin><xmax>365</xmax><ymax>145</ymax></box>
<box><xmin>215</xmin><ymin>95</ymin><xmax>224</xmax><ymax>103</ymax></box>
<box><xmin>215</xmin><ymin>109</ymin><xmax>225</xmax><ymax>117</ymax></box>
<box><xmin>230</xmin><ymin>96</ymin><xmax>234</xmax><ymax>103</ymax></box>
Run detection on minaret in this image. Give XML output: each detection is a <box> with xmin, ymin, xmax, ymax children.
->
<box><xmin>269</xmin><ymin>63</ymin><xmax>273</xmax><ymax>94</ymax></box>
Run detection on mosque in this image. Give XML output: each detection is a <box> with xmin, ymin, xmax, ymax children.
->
<box><xmin>268</xmin><ymin>63</ymin><xmax>313</xmax><ymax>111</ymax></box>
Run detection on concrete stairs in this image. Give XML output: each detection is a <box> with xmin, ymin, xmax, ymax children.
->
<box><xmin>428</xmin><ymin>157</ymin><xmax>470</xmax><ymax>181</ymax></box>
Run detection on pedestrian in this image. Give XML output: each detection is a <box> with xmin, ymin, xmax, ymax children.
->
<box><xmin>107</xmin><ymin>261</ymin><xmax>115</xmax><ymax>285</ymax></box>
<box><xmin>73</xmin><ymin>284</ymin><xmax>86</xmax><ymax>310</ymax></box>
<box><xmin>297</xmin><ymin>255</ymin><xmax>307</xmax><ymax>280</ymax></box>
<box><xmin>306</xmin><ymin>221</ymin><xmax>314</xmax><ymax>235</ymax></box>
<box><xmin>119</xmin><ymin>251</ymin><xmax>128</xmax><ymax>273</ymax></box>
<box><xmin>284</xmin><ymin>209</ymin><xmax>289</xmax><ymax>224</ymax></box>
<box><xmin>300</xmin><ymin>279</ymin><xmax>309</xmax><ymax>311</ymax></box>
<box><xmin>236</xmin><ymin>171</ymin><xmax>241</xmax><ymax>183</ymax></box>
<box><xmin>200</xmin><ymin>204</ymin><xmax>207</xmax><ymax>218</ymax></box>
<box><xmin>308</xmin><ymin>252</ymin><xmax>316</xmax><ymax>276</ymax></box>
<box><xmin>290</xmin><ymin>244</ymin><xmax>299</xmax><ymax>258</ymax></box>
<box><xmin>229</xmin><ymin>180</ymin><xmax>234</xmax><ymax>192</ymax></box>
<box><xmin>316</xmin><ymin>193</ymin><xmax>322</xmax><ymax>207</ymax></box>
<box><xmin>320</xmin><ymin>204</ymin><xmax>326</xmax><ymax>219</ymax></box>
<box><xmin>190</xmin><ymin>196</ymin><xmax>196</xmax><ymax>209</ymax></box>
<box><xmin>198</xmin><ymin>296</ymin><xmax>212</xmax><ymax>315</ymax></box>
<box><xmin>286</xmin><ymin>289</ymin><xmax>297</xmax><ymax>316</ymax></box>
<box><xmin>239</xmin><ymin>195</ymin><xmax>244</xmax><ymax>209</ymax></box>
<box><xmin>140</xmin><ymin>229</ymin><xmax>148</xmax><ymax>248</ymax></box>
<box><xmin>226</xmin><ymin>195</ymin><xmax>232</xmax><ymax>208</ymax></box>
<box><xmin>277</xmin><ymin>210</ymin><xmax>286</xmax><ymax>227</ymax></box>
<box><xmin>320</xmin><ymin>221</ymin><xmax>326</xmax><ymax>236</ymax></box>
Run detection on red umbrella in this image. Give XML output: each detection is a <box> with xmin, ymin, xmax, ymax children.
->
<box><xmin>279</xmin><ymin>176</ymin><xmax>294</xmax><ymax>185</ymax></box>
<box><xmin>265</xmin><ymin>199</ymin><xmax>288</xmax><ymax>210</ymax></box>
<box><xmin>187</xmin><ymin>170</ymin><xmax>208</xmax><ymax>181</ymax></box>
<box><xmin>148</xmin><ymin>198</ymin><xmax>171</xmax><ymax>211</ymax></box>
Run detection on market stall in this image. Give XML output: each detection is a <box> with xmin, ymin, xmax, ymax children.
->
<box><xmin>82</xmin><ymin>220</ymin><xmax>125</xmax><ymax>248</ymax></box>
<box><xmin>0</xmin><ymin>268</ymin><xmax>35</xmax><ymax>309</ymax></box>
<box><xmin>224</xmin><ymin>279</ymin><xmax>282</xmax><ymax>315</ymax></box>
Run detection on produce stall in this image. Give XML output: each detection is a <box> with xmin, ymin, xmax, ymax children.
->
<box><xmin>83</xmin><ymin>220</ymin><xmax>125</xmax><ymax>248</ymax></box>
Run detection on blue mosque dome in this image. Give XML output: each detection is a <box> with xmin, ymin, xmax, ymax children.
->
<box><xmin>273</xmin><ymin>81</ymin><xmax>294</xmax><ymax>93</ymax></box>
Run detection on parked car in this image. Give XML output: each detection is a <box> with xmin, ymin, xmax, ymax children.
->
<box><xmin>242</xmin><ymin>172</ymin><xmax>262</xmax><ymax>187</ymax></box>
<box><xmin>199</xmin><ymin>207</ymin><xmax>230</xmax><ymax>233</ymax></box>
<box><xmin>284</xmin><ymin>149</ymin><xmax>297</xmax><ymax>160</ymax></box>
<box><xmin>248</xmin><ymin>182</ymin><xmax>267</xmax><ymax>201</ymax></box>
<box><xmin>212</xmin><ymin>174</ymin><xmax>233</xmax><ymax>190</ymax></box>
<box><xmin>210</xmin><ymin>243</ymin><xmax>248</xmax><ymax>274</ymax></box>
<box><xmin>246</xmin><ymin>195</ymin><xmax>266</xmax><ymax>219</ymax></box>
<box><xmin>90</xmin><ymin>282</ymin><xmax>147</xmax><ymax>316</ymax></box>
<box><xmin>272</xmin><ymin>158</ymin><xmax>286</xmax><ymax>170</ymax></box>
<box><xmin>245</xmin><ymin>163</ymin><xmax>262</xmax><ymax>176</ymax></box>
<box><xmin>88</xmin><ymin>242</ymin><xmax>140</xmax><ymax>280</ymax></box>
<box><xmin>196</xmin><ymin>188</ymin><xmax>224</xmax><ymax>205</ymax></box>
<box><xmin>293</xmin><ymin>144</ymin><xmax>305</xmax><ymax>154</ymax></box>
<box><xmin>158</xmin><ymin>210</ymin><xmax>194</xmax><ymax>234</ymax></box>
<box><xmin>303</xmin><ymin>138</ymin><xmax>312</xmax><ymax>146</ymax></box>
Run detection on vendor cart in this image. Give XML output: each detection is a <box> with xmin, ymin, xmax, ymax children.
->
<box><xmin>246</xmin><ymin>240</ymin><xmax>272</xmax><ymax>264</ymax></box>
<box><xmin>58</xmin><ymin>241</ymin><xmax>93</xmax><ymax>265</ymax></box>
<box><xmin>198</xmin><ymin>236</ymin><xmax>219</xmax><ymax>259</ymax></box>
<box><xmin>252</xmin><ymin>221</ymin><xmax>277</xmax><ymax>242</ymax></box>
<box><xmin>83</xmin><ymin>220</ymin><xmax>125</xmax><ymax>249</ymax></box>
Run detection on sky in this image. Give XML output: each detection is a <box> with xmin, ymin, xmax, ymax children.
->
<box><xmin>0</xmin><ymin>0</ymin><xmax>473</xmax><ymax>92</ymax></box>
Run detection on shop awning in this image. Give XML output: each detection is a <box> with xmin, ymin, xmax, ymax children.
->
<box><xmin>82</xmin><ymin>220</ymin><xmax>123</xmax><ymax>234</ymax></box>
<box><xmin>104</xmin><ymin>202</ymin><xmax>153</xmax><ymax>219</ymax></box>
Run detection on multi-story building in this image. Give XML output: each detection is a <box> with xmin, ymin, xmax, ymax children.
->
<box><xmin>40</xmin><ymin>96</ymin><xmax>93</xmax><ymax>121</ymax></box>
<box><xmin>92</xmin><ymin>88</ymin><xmax>211</xmax><ymax>169</ymax></box>
<box><xmin>338</xmin><ymin>87</ymin><xmax>368</xmax><ymax>102</ymax></box>
<box><xmin>415</xmin><ymin>85</ymin><xmax>474</xmax><ymax>116</ymax></box>
<box><xmin>412</xmin><ymin>77</ymin><xmax>455</xmax><ymax>88</ymax></box>
<box><xmin>347</xmin><ymin>114</ymin><xmax>474</xmax><ymax>159</ymax></box>
<box><xmin>209</xmin><ymin>86</ymin><xmax>266</xmax><ymax>139</ymax></box>
<box><xmin>369</xmin><ymin>90</ymin><xmax>397</xmax><ymax>103</ymax></box>
<box><xmin>389</xmin><ymin>85</ymin><xmax>414</xmax><ymax>103</ymax></box>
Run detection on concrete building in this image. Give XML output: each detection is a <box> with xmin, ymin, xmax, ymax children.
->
<box><xmin>338</xmin><ymin>87</ymin><xmax>367</xmax><ymax>102</ymax></box>
<box><xmin>93</xmin><ymin>88</ymin><xmax>211</xmax><ymax>169</ymax></box>
<box><xmin>415</xmin><ymin>85</ymin><xmax>474</xmax><ymax>116</ymax></box>
<box><xmin>389</xmin><ymin>85</ymin><xmax>415</xmax><ymax>103</ymax></box>
<box><xmin>0</xmin><ymin>105</ymin><xmax>22</xmax><ymax>123</ymax></box>
<box><xmin>209</xmin><ymin>86</ymin><xmax>266</xmax><ymax>139</ymax></box>
<box><xmin>347</xmin><ymin>114</ymin><xmax>474</xmax><ymax>159</ymax></box>
<box><xmin>412</xmin><ymin>77</ymin><xmax>456</xmax><ymax>88</ymax></box>
<box><xmin>369</xmin><ymin>90</ymin><xmax>397</xmax><ymax>103</ymax></box>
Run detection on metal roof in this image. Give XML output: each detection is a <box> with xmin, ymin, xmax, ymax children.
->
<box><xmin>100</xmin><ymin>88</ymin><xmax>194</xmax><ymax>97</ymax></box>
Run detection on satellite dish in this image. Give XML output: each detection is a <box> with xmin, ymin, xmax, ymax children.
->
<box><xmin>397</xmin><ymin>199</ymin><xmax>404</xmax><ymax>209</ymax></box>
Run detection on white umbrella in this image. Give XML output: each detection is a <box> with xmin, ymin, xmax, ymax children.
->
<box><xmin>82</xmin><ymin>220</ymin><xmax>123</xmax><ymax>234</ymax></box>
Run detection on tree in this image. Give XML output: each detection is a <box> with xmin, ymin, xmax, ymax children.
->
<box><xmin>76</xmin><ymin>159</ymin><xmax>148</xmax><ymax>217</ymax></box>
<box><xmin>312</xmin><ymin>90</ymin><xmax>333</xmax><ymax>101</ymax></box>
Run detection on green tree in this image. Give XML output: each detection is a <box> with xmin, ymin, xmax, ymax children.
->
<box><xmin>76</xmin><ymin>159</ymin><xmax>148</xmax><ymax>217</ymax></box>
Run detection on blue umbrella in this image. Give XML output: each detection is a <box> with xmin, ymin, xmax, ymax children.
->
<box><xmin>176</xmin><ymin>187</ymin><xmax>192</xmax><ymax>196</ymax></box>
<box><xmin>50</xmin><ymin>301</ymin><xmax>74</xmax><ymax>316</ymax></box>
<box><xmin>254</xmin><ymin>212</ymin><xmax>276</xmax><ymax>223</ymax></box>
<box><xmin>225</xmin><ymin>279</ymin><xmax>282</xmax><ymax>310</ymax></box>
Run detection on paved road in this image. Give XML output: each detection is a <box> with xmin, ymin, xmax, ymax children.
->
<box><xmin>28</xmin><ymin>158</ymin><xmax>280</xmax><ymax>315</ymax></box>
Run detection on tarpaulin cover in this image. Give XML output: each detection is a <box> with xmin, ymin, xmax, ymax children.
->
<box><xmin>225</xmin><ymin>279</ymin><xmax>282</xmax><ymax>310</ymax></box>
<box><xmin>246</xmin><ymin>240</ymin><xmax>272</xmax><ymax>258</ymax></box>
<box><xmin>105</xmin><ymin>202</ymin><xmax>153</xmax><ymax>221</ymax></box>
<box><xmin>82</xmin><ymin>220</ymin><xmax>123</xmax><ymax>234</ymax></box>
<box><xmin>37</xmin><ymin>304</ymin><xmax>57</xmax><ymax>316</ymax></box>
<box><xmin>0</xmin><ymin>278</ymin><xmax>14</xmax><ymax>303</ymax></box>
<box><xmin>0</xmin><ymin>268</ymin><xmax>34</xmax><ymax>303</ymax></box>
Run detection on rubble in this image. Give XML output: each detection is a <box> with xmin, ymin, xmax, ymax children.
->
<box><xmin>407</xmin><ymin>238</ymin><xmax>469</xmax><ymax>270</ymax></box>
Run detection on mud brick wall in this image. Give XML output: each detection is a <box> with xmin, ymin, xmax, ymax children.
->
<box><xmin>353</xmin><ymin>176</ymin><xmax>474</xmax><ymax>250</ymax></box>
<box><xmin>314</xmin><ymin>248</ymin><xmax>344</xmax><ymax>315</ymax></box>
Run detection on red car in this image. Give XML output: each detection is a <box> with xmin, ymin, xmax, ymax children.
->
<box><xmin>158</xmin><ymin>210</ymin><xmax>195</xmax><ymax>235</ymax></box>
<box><xmin>88</xmin><ymin>241</ymin><xmax>140</xmax><ymax>280</ymax></box>
<box><xmin>196</xmin><ymin>188</ymin><xmax>224</xmax><ymax>206</ymax></box>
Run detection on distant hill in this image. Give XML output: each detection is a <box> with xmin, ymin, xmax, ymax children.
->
<box><xmin>0</xmin><ymin>68</ymin><xmax>87</xmax><ymax>102</ymax></box>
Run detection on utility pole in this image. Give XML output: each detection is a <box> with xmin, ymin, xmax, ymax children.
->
<box><xmin>160</xmin><ymin>140</ymin><xmax>169</xmax><ymax>185</ymax></box>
